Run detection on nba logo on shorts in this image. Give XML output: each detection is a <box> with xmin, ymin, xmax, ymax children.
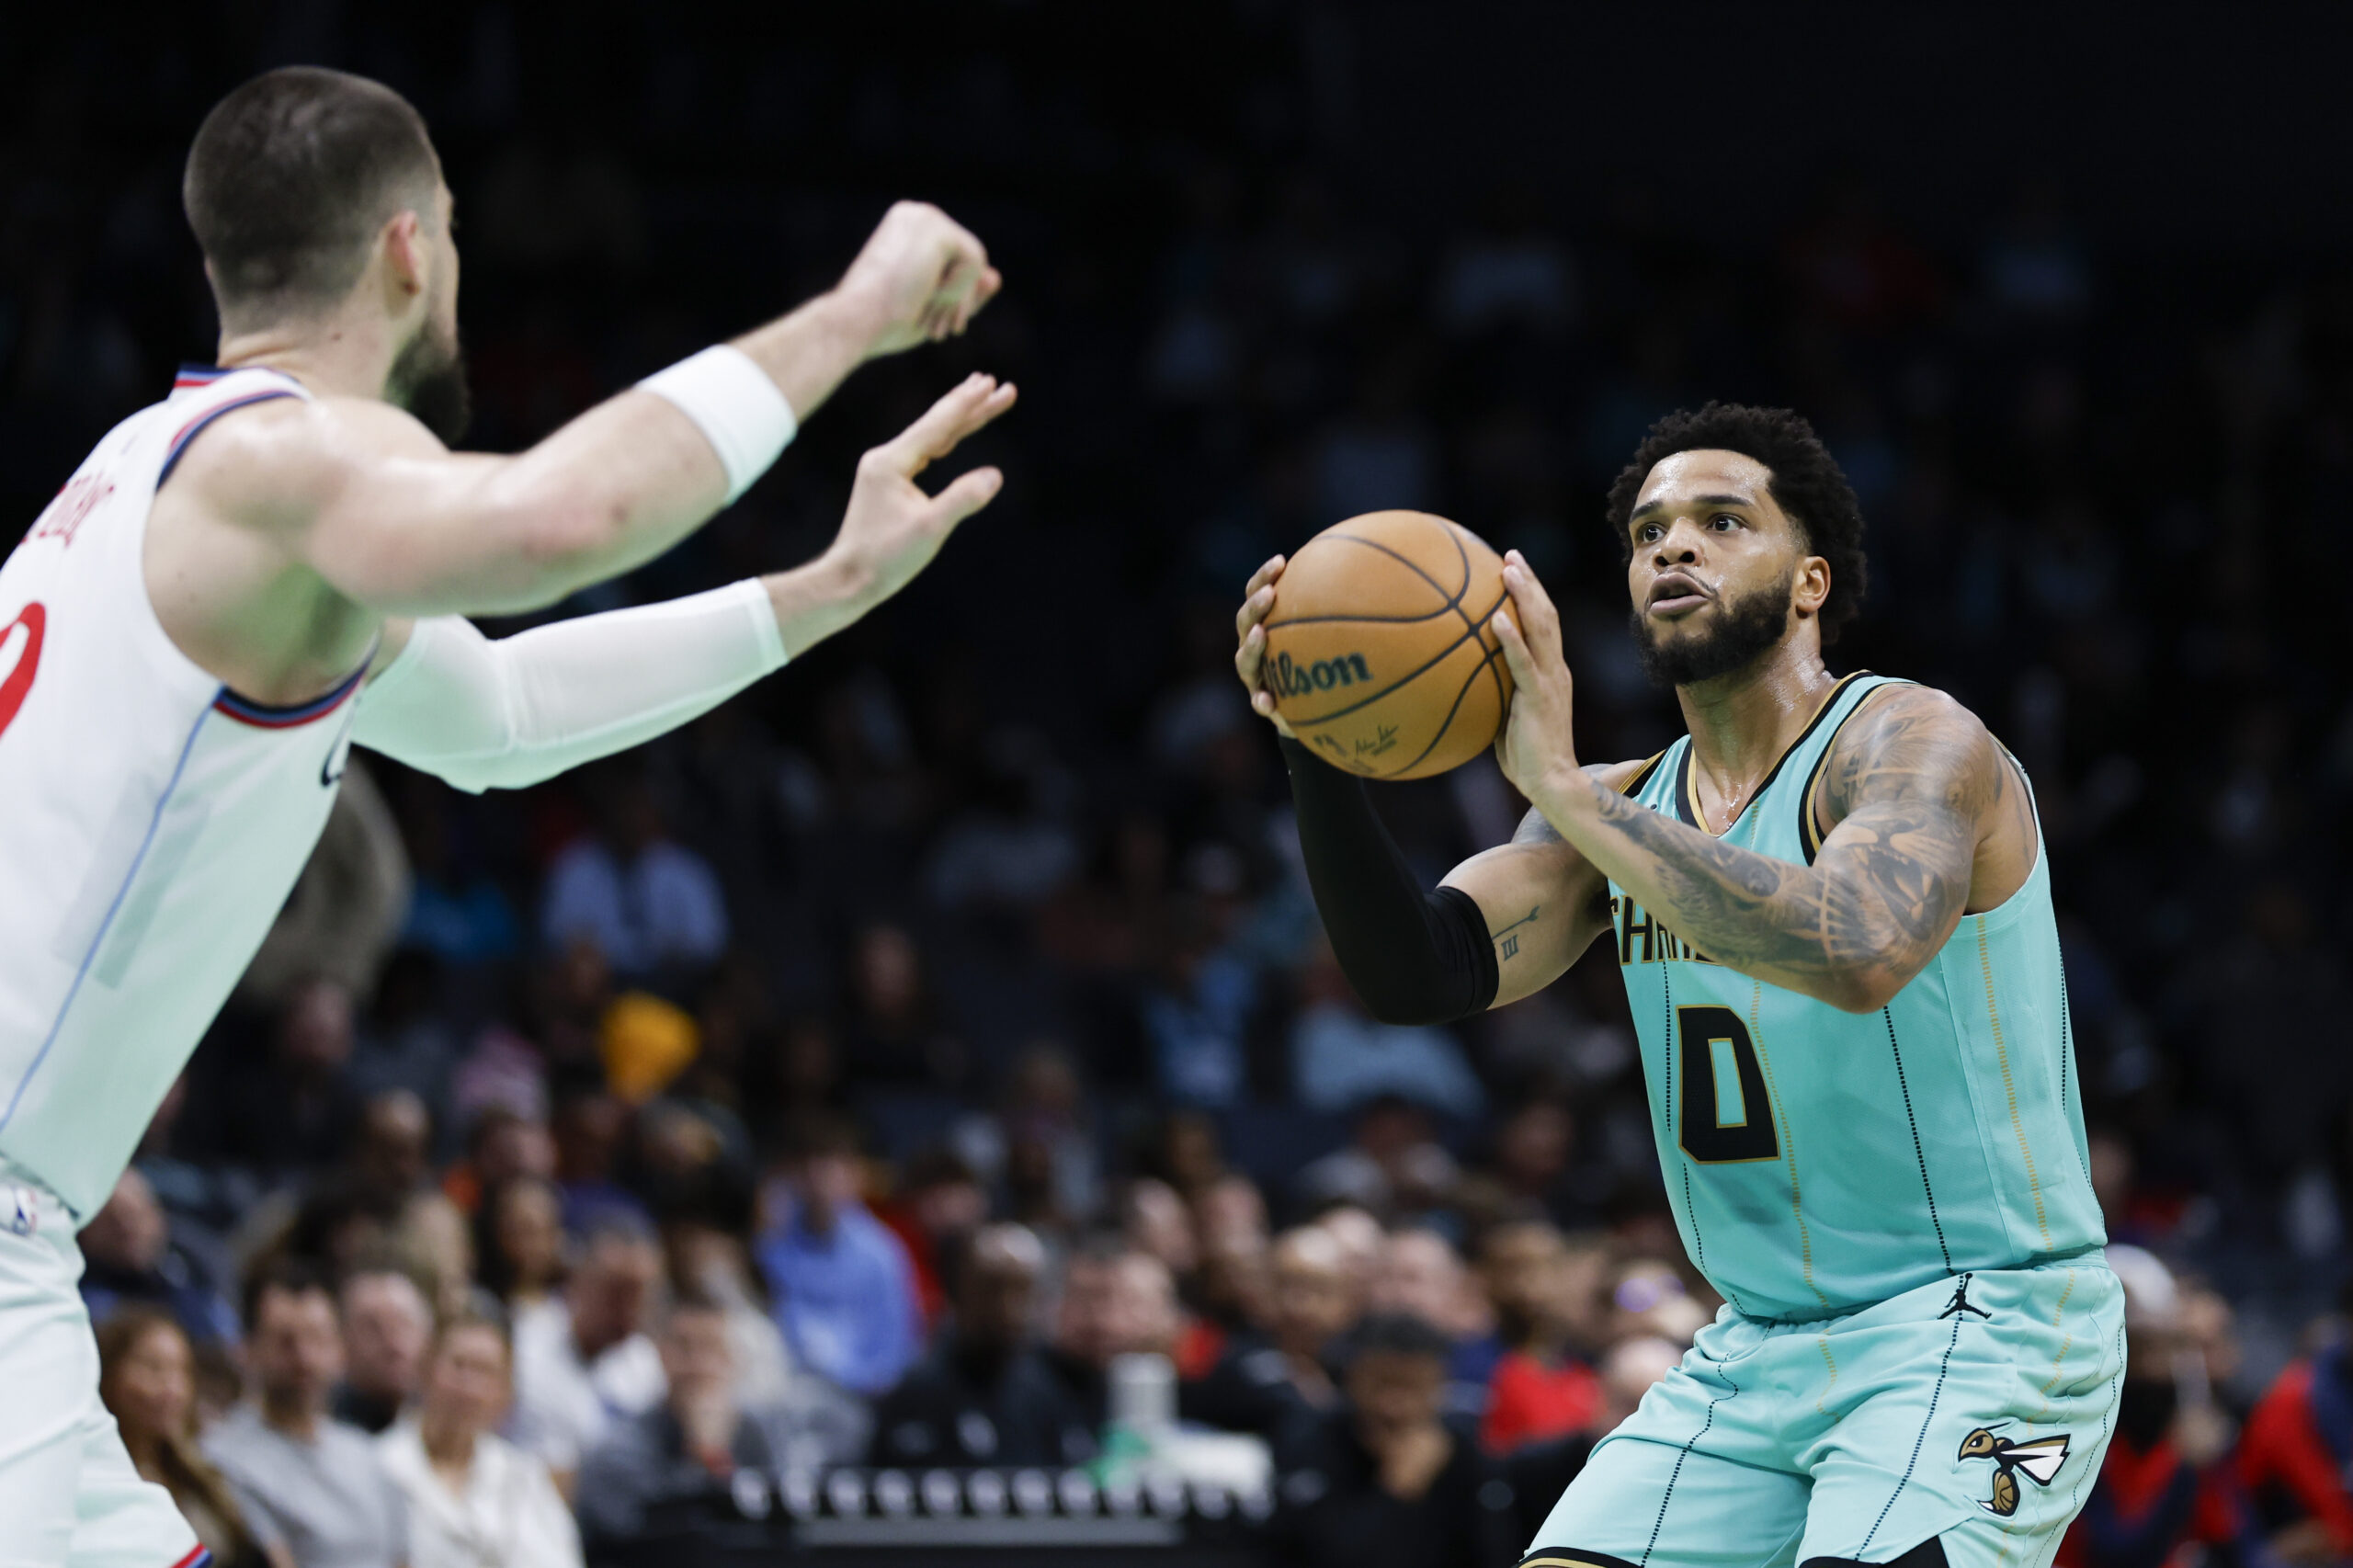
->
<box><xmin>6</xmin><ymin>1185</ymin><xmax>35</xmax><ymax>1238</ymax></box>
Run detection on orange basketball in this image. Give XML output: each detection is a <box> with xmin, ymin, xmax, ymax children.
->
<box><xmin>1263</xmin><ymin>510</ymin><xmax>1515</xmax><ymax>780</ymax></box>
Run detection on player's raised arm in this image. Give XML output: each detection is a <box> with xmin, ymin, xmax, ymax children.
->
<box><xmin>353</xmin><ymin>372</ymin><xmax>1015</xmax><ymax>793</ymax></box>
<box><xmin>187</xmin><ymin>200</ymin><xmax>1001</xmax><ymax>621</ymax></box>
<box><xmin>1486</xmin><ymin>553</ymin><xmax>2012</xmax><ymax>1014</ymax></box>
<box><xmin>1233</xmin><ymin>555</ymin><xmax>1623</xmax><ymax>1020</ymax></box>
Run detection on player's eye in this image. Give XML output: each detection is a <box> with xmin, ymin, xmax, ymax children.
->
<box><xmin>1711</xmin><ymin>513</ymin><xmax>1741</xmax><ymax>530</ymax></box>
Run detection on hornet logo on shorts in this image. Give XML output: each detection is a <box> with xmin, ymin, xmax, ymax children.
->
<box><xmin>1957</xmin><ymin>1426</ymin><xmax>2071</xmax><ymax>1517</ymax></box>
<box><xmin>6</xmin><ymin>1184</ymin><xmax>36</xmax><ymax>1237</ymax></box>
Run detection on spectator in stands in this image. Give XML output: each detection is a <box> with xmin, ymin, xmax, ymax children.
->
<box><xmin>1477</xmin><ymin>1219</ymin><xmax>1602</xmax><ymax>1454</ymax></box>
<box><xmin>508</xmin><ymin>1214</ymin><xmax>667</xmax><ymax>1483</ymax></box>
<box><xmin>1297</xmin><ymin>1099</ymin><xmax>1461</xmax><ymax>1220</ymax></box>
<box><xmin>1290</xmin><ymin>942</ymin><xmax>1483</xmax><ymax>1120</ymax></box>
<box><xmin>2236</xmin><ymin>1295</ymin><xmax>2353</xmax><ymax>1560</ymax></box>
<box><xmin>1048</xmin><ymin>1238</ymin><xmax>1181</xmax><ymax>1426</ymax></box>
<box><xmin>1369</xmin><ymin>1227</ymin><xmax>1492</xmax><ymax>1417</ymax></box>
<box><xmin>445</xmin><ymin>1106</ymin><xmax>557</xmax><ymax>1219</ymax></box>
<box><xmin>2060</xmin><ymin>1246</ymin><xmax>2268</xmax><ymax>1566</ymax></box>
<box><xmin>665</xmin><ymin>1212</ymin><xmax>869</xmax><ymax>1468</ymax></box>
<box><xmin>1491</xmin><ymin>1335</ymin><xmax>1683</xmax><ymax>1549</ymax></box>
<box><xmin>97</xmin><ymin>1306</ymin><xmax>288</xmax><ymax>1568</ymax></box>
<box><xmin>540</xmin><ymin>767</ymin><xmax>729</xmax><ymax>984</ymax></box>
<box><xmin>78</xmin><ymin>1165</ymin><xmax>239</xmax><ymax>1347</ymax></box>
<box><xmin>204</xmin><ymin>1262</ymin><xmax>409</xmax><ymax>1568</ymax></box>
<box><xmin>1271</xmin><ymin>1312</ymin><xmax>1517</xmax><ymax>1568</ymax></box>
<box><xmin>333</xmin><ymin>1267</ymin><xmax>433</xmax><ymax>1435</ymax></box>
<box><xmin>208</xmin><ymin>978</ymin><xmax>367</xmax><ymax>1176</ymax></box>
<box><xmin>378</xmin><ymin>1308</ymin><xmax>581</xmax><ymax>1568</ymax></box>
<box><xmin>340</xmin><ymin>1089</ymin><xmax>473</xmax><ymax>1315</ymax></box>
<box><xmin>1189</xmin><ymin>1225</ymin><xmax>1358</xmax><ymax>1456</ymax></box>
<box><xmin>574</xmin><ymin>1290</ymin><xmax>773</xmax><ymax>1550</ymax></box>
<box><xmin>1122</xmin><ymin>1176</ymin><xmax>1199</xmax><ymax>1278</ymax></box>
<box><xmin>870</xmin><ymin>1222</ymin><xmax>1096</xmax><ymax>1467</ymax></box>
<box><xmin>475</xmin><ymin>1174</ymin><xmax>567</xmax><ymax>1314</ymax></box>
<box><xmin>875</xmin><ymin>1145</ymin><xmax>987</xmax><ymax>1330</ymax></box>
<box><xmin>755</xmin><ymin>1114</ymin><xmax>920</xmax><ymax>1397</ymax></box>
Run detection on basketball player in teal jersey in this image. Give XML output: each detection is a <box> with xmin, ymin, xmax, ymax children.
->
<box><xmin>1233</xmin><ymin>403</ymin><xmax>2120</xmax><ymax>1568</ymax></box>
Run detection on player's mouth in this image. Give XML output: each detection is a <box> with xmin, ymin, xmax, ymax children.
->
<box><xmin>1646</xmin><ymin>573</ymin><xmax>1712</xmax><ymax>617</ymax></box>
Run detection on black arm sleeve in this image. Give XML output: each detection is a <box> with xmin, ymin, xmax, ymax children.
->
<box><xmin>1279</xmin><ymin>735</ymin><xmax>1498</xmax><ymax>1025</ymax></box>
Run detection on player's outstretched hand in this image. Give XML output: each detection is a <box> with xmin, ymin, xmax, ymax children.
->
<box><xmin>1489</xmin><ymin>550</ymin><xmax>1579</xmax><ymax>796</ymax></box>
<box><xmin>1233</xmin><ymin>554</ymin><xmax>1296</xmax><ymax>739</ymax></box>
<box><xmin>837</xmin><ymin>201</ymin><xmax>1004</xmax><ymax>358</ymax></box>
<box><xmin>825</xmin><ymin>372</ymin><xmax>1018</xmax><ymax>608</ymax></box>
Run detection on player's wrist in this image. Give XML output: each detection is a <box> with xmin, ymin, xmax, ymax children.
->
<box><xmin>817</xmin><ymin>283</ymin><xmax>899</xmax><ymax>363</ymax></box>
<box><xmin>1530</xmin><ymin>756</ymin><xmax>1600</xmax><ymax>823</ymax></box>
<box><xmin>762</xmin><ymin>551</ymin><xmax>880</xmax><ymax>654</ymax></box>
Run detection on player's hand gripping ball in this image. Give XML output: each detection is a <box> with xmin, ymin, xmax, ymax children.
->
<box><xmin>1238</xmin><ymin>511</ymin><xmax>1516</xmax><ymax>780</ymax></box>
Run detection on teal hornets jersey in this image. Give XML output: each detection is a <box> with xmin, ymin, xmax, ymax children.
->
<box><xmin>1606</xmin><ymin>672</ymin><xmax>2106</xmax><ymax>1323</ymax></box>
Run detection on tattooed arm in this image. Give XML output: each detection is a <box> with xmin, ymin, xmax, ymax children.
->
<box><xmin>1439</xmin><ymin>759</ymin><xmax>1643</xmax><ymax>1006</ymax></box>
<box><xmin>1529</xmin><ymin>685</ymin><xmax>2013</xmax><ymax>1012</ymax></box>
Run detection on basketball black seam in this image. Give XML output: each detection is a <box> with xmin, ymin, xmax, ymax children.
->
<box><xmin>1373</xmin><ymin>642</ymin><xmax>1495</xmax><ymax>778</ymax></box>
<box><xmin>1319</xmin><ymin>533</ymin><xmax>1468</xmax><ymax>614</ymax></box>
<box><xmin>1282</xmin><ymin>580</ymin><xmax>1510</xmax><ymax>727</ymax></box>
<box><xmin>1265</xmin><ymin>608</ymin><xmax>1462</xmax><ymax>628</ymax></box>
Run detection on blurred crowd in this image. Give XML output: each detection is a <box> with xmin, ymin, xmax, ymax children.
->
<box><xmin>9</xmin><ymin>3</ymin><xmax>2353</xmax><ymax>1566</ymax></box>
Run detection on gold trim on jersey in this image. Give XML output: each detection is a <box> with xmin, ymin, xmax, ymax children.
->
<box><xmin>1619</xmin><ymin>748</ymin><xmax>1668</xmax><ymax>798</ymax></box>
<box><xmin>1679</xmin><ymin>670</ymin><xmax>1873</xmax><ymax>837</ymax></box>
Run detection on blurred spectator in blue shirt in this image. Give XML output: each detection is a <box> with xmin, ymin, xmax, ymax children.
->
<box><xmin>755</xmin><ymin>1115</ymin><xmax>920</xmax><ymax>1398</ymax></box>
<box><xmin>79</xmin><ymin>1166</ymin><xmax>239</xmax><ymax>1348</ymax></box>
<box><xmin>541</xmin><ymin>769</ymin><xmax>727</xmax><ymax>983</ymax></box>
<box><xmin>1291</xmin><ymin>941</ymin><xmax>1483</xmax><ymax>1120</ymax></box>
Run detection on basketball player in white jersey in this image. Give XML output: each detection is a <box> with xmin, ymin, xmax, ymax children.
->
<box><xmin>0</xmin><ymin>65</ymin><xmax>1014</xmax><ymax>1566</ymax></box>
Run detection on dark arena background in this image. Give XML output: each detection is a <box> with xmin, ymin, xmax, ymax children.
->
<box><xmin>8</xmin><ymin>6</ymin><xmax>2353</xmax><ymax>1566</ymax></box>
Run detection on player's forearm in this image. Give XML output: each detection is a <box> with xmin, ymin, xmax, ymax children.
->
<box><xmin>462</xmin><ymin>292</ymin><xmax>884</xmax><ymax>613</ymax></box>
<box><xmin>1530</xmin><ymin>767</ymin><xmax>1938</xmax><ymax>1012</ymax></box>
<box><xmin>732</xmin><ymin>288</ymin><xmax>888</xmax><ymax>427</ymax></box>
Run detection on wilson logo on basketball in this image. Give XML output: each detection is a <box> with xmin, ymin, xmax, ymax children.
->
<box><xmin>1269</xmin><ymin>651</ymin><xmax>1372</xmax><ymax>699</ymax></box>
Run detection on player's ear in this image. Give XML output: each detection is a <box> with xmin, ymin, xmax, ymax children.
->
<box><xmin>380</xmin><ymin>209</ymin><xmax>429</xmax><ymax>302</ymax></box>
<box><xmin>1792</xmin><ymin>552</ymin><xmax>1832</xmax><ymax>619</ymax></box>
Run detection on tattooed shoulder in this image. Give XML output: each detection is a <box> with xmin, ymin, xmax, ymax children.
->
<box><xmin>1817</xmin><ymin>684</ymin><xmax>2001</xmax><ymax>832</ymax></box>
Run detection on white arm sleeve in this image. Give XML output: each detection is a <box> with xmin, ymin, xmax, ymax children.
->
<box><xmin>352</xmin><ymin>578</ymin><xmax>787</xmax><ymax>793</ymax></box>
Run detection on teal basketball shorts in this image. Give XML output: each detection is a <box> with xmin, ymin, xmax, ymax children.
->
<box><xmin>1525</xmin><ymin>1256</ymin><xmax>2124</xmax><ymax>1568</ymax></box>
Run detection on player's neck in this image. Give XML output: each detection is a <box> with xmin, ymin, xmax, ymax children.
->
<box><xmin>213</xmin><ymin>303</ymin><xmax>404</xmax><ymax>403</ymax></box>
<box><xmin>1673</xmin><ymin>638</ymin><xmax>1836</xmax><ymax>790</ymax></box>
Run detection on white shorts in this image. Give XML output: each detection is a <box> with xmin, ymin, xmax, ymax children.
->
<box><xmin>0</xmin><ymin>1172</ymin><xmax>207</xmax><ymax>1568</ymax></box>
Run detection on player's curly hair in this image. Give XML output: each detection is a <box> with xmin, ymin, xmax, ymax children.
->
<box><xmin>1605</xmin><ymin>402</ymin><xmax>1870</xmax><ymax>645</ymax></box>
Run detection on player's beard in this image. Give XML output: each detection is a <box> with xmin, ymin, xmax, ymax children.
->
<box><xmin>388</xmin><ymin>315</ymin><xmax>471</xmax><ymax>446</ymax></box>
<box><xmin>1631</xmin><ymin>564</ymin><xmax>1797</xmax><ymax>687</ymax></box>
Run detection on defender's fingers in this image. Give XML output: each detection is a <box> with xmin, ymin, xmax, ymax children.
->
<box><xmin>884</xmin><ymin>377</ymin><xmax>1017</xmax><ymax>472</ymax></box>
<box><xmin>923</xmin><ymin>465</ymin><xmax>1005</xmax><ymax>531</ymax></box>
<box><xmin>952</xmin><ymin>268</ymin><xmax>1004</xmax><ymax>335</ymax></box>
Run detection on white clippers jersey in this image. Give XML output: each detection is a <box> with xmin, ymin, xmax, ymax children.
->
<box><xmin>0</xmin><ymin>365</ymin><xmax>369</xmax><ymax>1217</ymax></box>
